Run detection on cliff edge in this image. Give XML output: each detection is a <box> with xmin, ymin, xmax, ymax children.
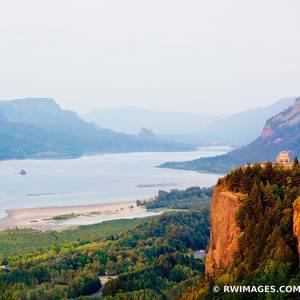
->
<box><xmin>205</xmin><ymin>185</ymin><xmax>241</xmax><ymax>278</ymax></box>
<box><xmin>293</xmin><ymin>197</ymin><xmax>300</xmax><ymax>257</ymax></box>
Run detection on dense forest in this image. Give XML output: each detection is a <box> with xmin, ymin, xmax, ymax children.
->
<box><xmin>138</xmin><ymin>186</ymin><xmax>212</xmax><ymax>210</ymax></box>
<box><xmin>0</xmin><ymin>194</ymin><xmax>210</xmax><ymax>299</ymax></box>
<box><xmin>187</xmin><ymin>161</ymin><xmax>300</xmax><ymax>299</ymax></box>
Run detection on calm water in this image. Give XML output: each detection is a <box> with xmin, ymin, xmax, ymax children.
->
<box><xmin>0</xmin><ymin>147</ymin><xmax>228</xmax><ymax>218</ymax></box>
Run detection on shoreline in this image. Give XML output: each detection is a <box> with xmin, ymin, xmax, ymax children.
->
<box><xmin>0</xmin><ymin>200</ymin><xmax>160</xmax><ymax>231</ymax></box>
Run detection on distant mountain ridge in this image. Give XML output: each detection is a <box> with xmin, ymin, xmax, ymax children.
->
<box><xmin>0</xmin><ymin>98</ymin><xmax>195</xmax><ymax>160</ymax></box>
<box><xmin>160</xmin><ymin>97</ymin><xmax>300</xmax><ymax>173</ymax></box>
<box><xmin>82</xmin><ymin>106</ymin><xmax>223</xmax><ymax>135</ymax></box>
<box><xmin>197</xmin><ymin>97</ymin><xmax>296</xmax><ymax>145</ymax></box>
<box><xmin>82</xmin><ymin>97</ymin><xmax>296</xmax><ymax>146</ymax></box>
<box><xmin>0</xmin><ymin>98</ymin><xmax>103</xmax><ymax>137</ymax></box>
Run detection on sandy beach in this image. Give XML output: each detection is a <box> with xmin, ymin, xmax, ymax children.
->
<box><xmin>0</xmin><ymin>201</ymin><xmax>159</xmax><ymax>231</ymax></box>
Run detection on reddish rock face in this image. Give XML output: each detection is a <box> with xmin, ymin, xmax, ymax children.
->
<box><xmin>293</xmin><ymin>197</ymin><xmax>300</xmax><ymax>257</ymax></box>
<box><xmin>205</xmin><ymin>186</ymin><xmax>241</xmax><ymax>278</ymax></box>
<box><xmin>273</xmin><ymin>138</ymin><xmax>283</xmax><ymax>144</ymax></box>
<box><xmin>206</xmin><ymin>185</ymin><xmax>300</xmax><ymax>279</ymax></box>
<box><xmin>261</xmin><ymin>125</ymin><xmax>274</xmax><ymax>139</ymax></box>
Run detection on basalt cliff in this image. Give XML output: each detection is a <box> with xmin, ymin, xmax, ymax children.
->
<box><xmin>206</xmin><ymin>188</ymin><xmax>300</xmax><ymax>280</ymax></box>
<box><xmin>293</xmin><ymin>197</ymin><xmax>300</xmax><ymax>257</ymax></box>
<box><xmin>205</xmin><ymin>186</ymin><xmax>241</xmax><ymax>278</ymax></box>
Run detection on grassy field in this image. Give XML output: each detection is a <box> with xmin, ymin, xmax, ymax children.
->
<box><xmin>0</xmin><ymin>218</ymin><xmax>146</xmax><ymax>261</ymax></box>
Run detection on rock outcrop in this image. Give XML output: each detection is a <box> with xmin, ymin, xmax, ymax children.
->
<box><xmin>206</xmin><ymin>185</ymin><xmax>300</xmax><ymax>278</ymax></box>
<box><xmin>205</xmin><ymin>185</ymin><xmax>241</xmax><ymax>278</ymax></box>
<box><xmin>138</xmin><ymin>128</ymin><xmax>156</xmax><ymax>139</ymax></box>
<box><xmin>293</xmin><ymin>197</ymin><xmax>300</xmax><ymax>257</ymax></box>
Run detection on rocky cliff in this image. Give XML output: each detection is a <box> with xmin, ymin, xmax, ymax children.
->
<box><xmin>293</xmin><ymin>197</ymin><xmax>300</xmax><ymax>257</ymax></box>
<box><xmin>205</xmin><ymin>185</ymin><xmax>241</xmax><ymax>277</ymax></box>
<box><xmin>206</xmin><ymin>186</ymin><xmax>300</xmax><ymax>279</ymax></box>
<box><xmin>183</xmin><ymin>165</ymin><xmax>300</xmax><ymax>299</ymax></box>
<box><xmin>206</xmin><ymin>170</ymin><xmax>300</xmax><ymax>279</ymax></box>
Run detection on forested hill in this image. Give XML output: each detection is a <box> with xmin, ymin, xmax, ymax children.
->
<box><xmin>161</xmin><ymin>97</ymin><xmax>300</xmax><ymax>173</ymax></box>
<box><xmin>0</xmin><ymin>209</ymin><xmax>210</xmax><ymax>299</ymax></box>
<box><xmin>0</xmin><ymin>98</ymin><xmax>195</xmax><ymax>160</ymax></box>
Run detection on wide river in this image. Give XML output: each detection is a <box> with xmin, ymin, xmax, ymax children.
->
<box><xmin>0</xmin><ymin>147</ymin><xmax>228</xmax><ymax>218</ymax></box>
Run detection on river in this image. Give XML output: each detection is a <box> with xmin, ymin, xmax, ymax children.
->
<box><xmin>0</xmin><ymin>147</ymin><xmax>229</xmax><ymax>218</ymax></box>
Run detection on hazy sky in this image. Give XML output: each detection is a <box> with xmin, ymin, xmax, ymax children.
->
<box><xmin>0</xmin><ymin>0</ymin><xmax>299</xmax><ymax>114</ymax></box>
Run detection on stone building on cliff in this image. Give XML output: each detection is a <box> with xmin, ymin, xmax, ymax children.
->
<box><xmin>246</xmin><ymin>151</ymin><xmax>294</xmax><ymax>168</ymax></box>
<box><xmin>276</xmin><ymin>151</ymin><xmax>292</xmax><ymax>165</ymax></box>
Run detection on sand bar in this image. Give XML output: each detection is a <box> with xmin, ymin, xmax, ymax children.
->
<box><xmin>0</xmin><ymin>201</ymin><xmax>159</xmax><ymax>231</ymax></box>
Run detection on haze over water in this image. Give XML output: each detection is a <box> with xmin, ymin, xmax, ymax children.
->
<box><xmin>0</xmin><ymin>147</ymin><xmax>228</xmax><ymax>218</ymax></box>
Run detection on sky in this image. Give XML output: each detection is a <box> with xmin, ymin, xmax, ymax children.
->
<box><xmin>0</xmin><ymin>0</ymin><xmax>299</xmax><ymax>114</ymax></box>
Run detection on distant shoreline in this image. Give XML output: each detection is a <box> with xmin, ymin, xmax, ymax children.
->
<box><xmin>0</xmin><ymin>146</ymin><xmax>231</xmax><ymax>163</ymax></box>
<box><xmin>0</xmin><ymin>200</ymin><xmax>160</xmax><ymax>231</ymax></box>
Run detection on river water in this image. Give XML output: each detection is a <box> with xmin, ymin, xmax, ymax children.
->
<box><xmin>0</xmin><ymin>147</ymin><xmax>228</xmax><ymax>218</ymax></box>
